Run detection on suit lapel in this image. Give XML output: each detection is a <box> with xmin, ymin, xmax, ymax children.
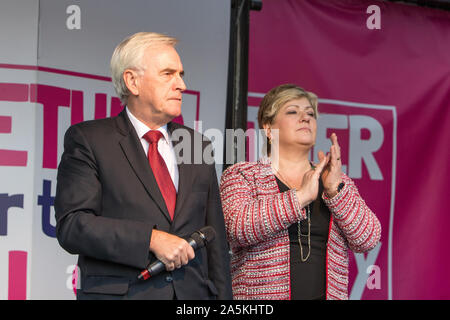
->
<box><xmin>115</xmin><ymin>111</ymin><xmax>172</xmax><ymax>222</ymax></box>
<box><xmin>168</xmin><ymin>122</ymin><xmax>194</xmax><ymax>220</ymax></box>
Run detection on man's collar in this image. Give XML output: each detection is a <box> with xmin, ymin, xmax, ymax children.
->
<box><xmin>126</xmin><ymin>106</ymin><xmax>170</xmax><ymax>142</ymax></box>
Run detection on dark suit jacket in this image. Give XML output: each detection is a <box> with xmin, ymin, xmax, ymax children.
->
<box><xmin>54</xmin><ymin>110</ymin><xmax>232</xmax><ymax>300</ymax></box>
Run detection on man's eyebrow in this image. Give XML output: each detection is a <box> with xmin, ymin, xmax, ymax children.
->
<box><xmin>160</xmin><ymin>68</ymin><xmax>185</xmax><ymax>77</ymax></box>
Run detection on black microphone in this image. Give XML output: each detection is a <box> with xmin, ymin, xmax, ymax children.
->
<box><xmin>138</xmin><ymin>226</ymin><xmax>216</xmax><ymax>280</ymax></box>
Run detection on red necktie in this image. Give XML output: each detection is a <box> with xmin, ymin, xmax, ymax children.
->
<box><xmin>143</xmin><ymin>130</ymin><xmax>176</xmax><ymax>220</ymax></box>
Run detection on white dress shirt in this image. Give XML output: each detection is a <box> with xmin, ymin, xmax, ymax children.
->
<box><xmin>126</xmin><ymin>107</ymin><xmax>179</xmax><ymax>192</ymax></box>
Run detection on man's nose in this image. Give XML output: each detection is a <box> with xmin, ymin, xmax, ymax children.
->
<box><xmin>176</xmin><ymin>74</ymin><xmax>186</xmax><ymax>91</ymax></box>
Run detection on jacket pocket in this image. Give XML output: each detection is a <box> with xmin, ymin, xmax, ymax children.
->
<box><xmin>82</xmin><ymin>275</ymin><xmax>129</xmax><ymax>295</ymax></box>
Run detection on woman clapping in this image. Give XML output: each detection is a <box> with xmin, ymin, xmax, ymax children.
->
<box><xmin>220</xmin><ymin>84</ymin><xmax>381</xmax><ymax>300</ymax></box>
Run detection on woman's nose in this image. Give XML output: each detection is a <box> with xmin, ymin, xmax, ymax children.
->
<box><xmin>299</xmin><ymin>112</ymin><xmax>310</xmax><ymax>122</ymax></box>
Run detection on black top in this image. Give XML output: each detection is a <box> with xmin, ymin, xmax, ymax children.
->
<box><xmin>275</xmin><ymin>177</ymin><xmax>331</xmax><ymax>300</ymax></box>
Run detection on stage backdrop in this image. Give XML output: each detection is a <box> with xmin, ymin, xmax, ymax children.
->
<box><xmin>247</xmin><ymin>0</ymin><xmax>450</xmax><ymax>299</ymax></box>
<box><xmin>0</xmin><ymin>0</ymin><xmax>230</xmax><ymax>299</ymax></box>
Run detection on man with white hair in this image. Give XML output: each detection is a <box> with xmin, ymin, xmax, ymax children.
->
<box><xmin>55</xmin><ymin>32</ymin><xmax>232</xmax><ymax>300</ymax></box>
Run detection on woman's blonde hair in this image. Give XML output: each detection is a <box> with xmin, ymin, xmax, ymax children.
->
<box><xmin>257</xmin><ymin>84</ymin><xmax>319</xmax><ymax>154</ymax></box>
<box><xmin>110</xmin><ymin>32</ymin><xmax>178</xmax><ymax>105</ymax></box>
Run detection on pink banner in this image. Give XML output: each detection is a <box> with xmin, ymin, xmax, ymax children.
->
<box><xmin>248</xmin><ymin>0</ymin><xmax>450</xmax><ymax>299</ymax></box>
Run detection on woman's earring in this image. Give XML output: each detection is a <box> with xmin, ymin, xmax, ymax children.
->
<box><xmin>265</xmin><ymin>127</ymin><xmax>272</xmax><ymax>145</ymax></box>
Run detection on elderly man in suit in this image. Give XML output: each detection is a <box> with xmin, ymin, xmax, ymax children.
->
<box><xmin>55</xmin><ymin>32</ymin><xmax>232</xmax><ymax>300</ymax></box>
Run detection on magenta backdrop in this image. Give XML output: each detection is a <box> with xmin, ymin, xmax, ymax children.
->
<box><xmin>248</xmin><ymin>0</ymin><xmax>450</xmax><ymax>299</ymax></box>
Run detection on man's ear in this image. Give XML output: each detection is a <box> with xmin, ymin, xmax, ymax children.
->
<box><xmin>123</xmin><ymin>69</ymin><xmax>140</xmax><ymax>96</ymax></box>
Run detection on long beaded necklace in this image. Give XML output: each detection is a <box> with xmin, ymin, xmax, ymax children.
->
<box><xmin>274</xmin><ymin>167</ymin><xmax>311</xmax><ymax>262</ymax></box>
<box><xmin>298</xmin><ymin>206</ymin><xmax>311</xmax><ymax>262</ymax></box>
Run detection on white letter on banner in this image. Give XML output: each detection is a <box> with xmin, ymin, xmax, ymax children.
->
<box><xmin>66</xmin><ymin>5</ymin><xmax>81</xmax><ymax>30</ymax></box>
<box><xmin>366</xmin><ymin>5</ymin><xmax>381</xmax><ymax>30</ymax></box>
<box><xmin>349</xmin><ymin>115</ymin><xmax>384</xmax><ymax>180</ymax></box>
<box><xmin>350</xmin><ymin>242</ymin><xmax>381</xmax><ymax>299</ymax></box>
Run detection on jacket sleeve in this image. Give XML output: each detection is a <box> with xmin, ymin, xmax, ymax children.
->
<box><xmin>322</xmin><ymin>173</ymin><xmax>381</xmax><ymax>253</ymax></box>
<box><xmin>220</xmin><ymin>163</ymin><xmax>307</xmax><ymax>248</ymax></box>
<box><xmin>205</xmin><ymin>164</ymin><xmax>233</xmax><ymax>299</ymax></box>
<box><xmin>54</xmin><ymin>124</ymin><xmax>153</xmax><ymax>269</ymax></box>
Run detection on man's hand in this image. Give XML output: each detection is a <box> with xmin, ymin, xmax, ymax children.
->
<box><xmin>149</xmin><ymin>229</ymin><xmax>195</xmax><ymax>271</ymax></box>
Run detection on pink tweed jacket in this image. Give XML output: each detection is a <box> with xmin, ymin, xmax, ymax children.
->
<box><xmin>220</xmin><ymin>157</ymin><xmax>381</xmax><ymax>300</ymax></box>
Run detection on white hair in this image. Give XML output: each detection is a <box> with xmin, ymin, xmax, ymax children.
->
<box><xmin>110</xmin><ymin>32</ymin><xmax>178</xmax><ymax>105</ymax></box>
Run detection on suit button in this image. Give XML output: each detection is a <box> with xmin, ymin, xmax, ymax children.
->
<box><xmin>165</xmin><ymin>276</ymin><xmax>173</xmax><ymax>283</ymax></box>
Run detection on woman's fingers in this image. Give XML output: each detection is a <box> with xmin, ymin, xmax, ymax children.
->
<box><xmin>330</xmin><ymin>133</ymin><xmax>341</xmax><ymax>161</ymax></box>
<box><xmin>330</xmin><ymin>145</ymin><xmax>338</xmax><ymax>165</ymax></box>
<box><xmin>330</xmin><ymin>132</ymin><xmax>339</xmax><ymax>146</ymax></box>
<box><xmin>314</xmin><ymin>152</ymin><xmax>328</xmax><ymax>177</ymax></box>
<box><xmin>318</xmin><ymin>150</ymin><xmax>326</xmax><ymax>161</ymax></box>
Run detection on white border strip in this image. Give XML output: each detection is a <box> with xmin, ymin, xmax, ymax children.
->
<box><xmin>248</xmin><ymin>93</ymin><xmax>397</xmax><ymax>300</ymax></box>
